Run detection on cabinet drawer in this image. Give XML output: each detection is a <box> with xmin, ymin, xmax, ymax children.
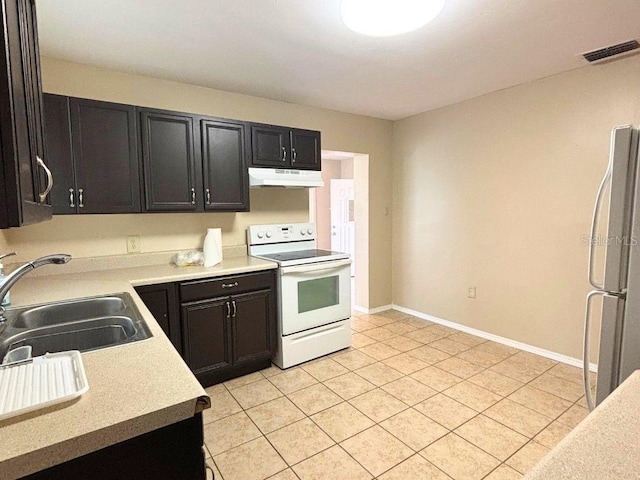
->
<box><xmin>180</xmin><ymin>271</ymin><xmax>274</xmax><ymax>303</ymax></box>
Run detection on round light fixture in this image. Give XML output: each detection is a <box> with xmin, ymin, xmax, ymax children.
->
<box><xmin>341</xmin><ymin>0</ymin><xmax>446</xmax><ymax>37</ymax></box>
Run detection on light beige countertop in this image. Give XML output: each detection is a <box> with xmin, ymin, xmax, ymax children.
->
<box><xmin>524</xmin><ymin>370</ymin><xmax>640</xmax><ymax>480</ymax></box>
<box><xmin>0</xmin><ymin>254</ymin><xmax>277</xmax><ymax>479</ymax></box>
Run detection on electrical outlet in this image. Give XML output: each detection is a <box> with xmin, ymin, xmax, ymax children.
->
<box><xmin>126</xmin><ymin>235</ymin><xmax>141</xmax><ymax>254</ymax></box>
<box><xmin>468</xmin><ymin>286</ymin><xmax>477</xmax><ymax>299</ymax></box>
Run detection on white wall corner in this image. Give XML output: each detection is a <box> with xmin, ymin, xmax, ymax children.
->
<box><xmin>353</xmin><ymin>304</ymin><xmax>393</xmax><ymax>315</ymax></box>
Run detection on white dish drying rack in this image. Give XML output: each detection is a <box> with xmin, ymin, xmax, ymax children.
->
<box><xmin>0</xmin><ymin>350</ymin><xmax>89</xmax><ymax>421</ymax></box>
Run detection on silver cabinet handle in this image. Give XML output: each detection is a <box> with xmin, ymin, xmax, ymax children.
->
<box><xmin>206</xmin><ymin>188</ymin><xmax>211</xmax><ymax>205</ymax></box>
<box><xmin>36</xmin><ymin>156</ymin><xmax>53</xmax><ymax>203</ymax></box>
<box><xmin>69</xmin><ymin>188</ymin><xmax>75</xmax><ymax>208</ymax></box>
<box><xmin>231</xmin><ymin>300</ymin><xmax>237</xmax><ymax>318</ymax></box>
<box><xmin>222</xmin><ymin>282</ymin><xmax>238</xmax><ymax>289</ymax></box>
<box><xmin>225</xmin><ymin>301</ymin><xmax>231</xmax><ymax>319</ymax></box>
<box><xmin>78</xmin><ymin>188</ymin><xmax>84</xmax><ymax>208</ymax></box>
<box><xmin>292</xmin><ymin>147</ymin><xmax>297</xmax><ymax>163</ymax></box>
<box><xmin>282</xmin><ymin>146</ymin><xmax>287</xmax><ymax>162</ymax></box>
<box><xmin>191</xmin><ymin>188</ymin><xmax>196</xmax><ymax>205</ymax></box>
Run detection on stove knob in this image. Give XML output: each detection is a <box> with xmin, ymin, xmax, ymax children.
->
<box><xmin>300</xmin><ymin>229</ymin><xmax>306</xmax><ymax>236</ymax></box>
<box><xmin>257</xmin><ymin>232</ymin><xmax>264</xmax><ymax>239</ymax></box>
<box><xmin>266</xmin><ymin>232</ymin><xmax>272</xmax><ymax>238</ymax></box>
<box><xmin>307</xmin><ymin>228</ymin><xmax>313</xmax><ymax>235</ymax></box>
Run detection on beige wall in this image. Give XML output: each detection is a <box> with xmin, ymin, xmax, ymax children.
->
<box><xmin>2</xmin><ymin>189</ymin><xmax>307</xmax><ymax>259</ymax></box>
<box><xmin>342</xmin><ymin>158</ymin><xmax>354</xmax><ymax>179</ymax></box>
<box><xmin>392</xmin><ymin>55</ymin><xmax>640</xmax><ymax>359</ymax></box>
<box><xmin>0</xmin><ymin>58</ymin><xmax>394</xmax><ymax>309</ymax></box>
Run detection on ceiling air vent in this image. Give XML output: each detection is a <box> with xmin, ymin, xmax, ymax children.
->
<box><xmin>582</xmin><ymin>40</ymin><xmax>640</xmax><ymax>63</ymax></box>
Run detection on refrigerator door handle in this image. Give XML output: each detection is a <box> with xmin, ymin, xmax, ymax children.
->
<box><xmin>588</xmin><ymin>166</ymin><xmax>612</xmax><ymax>290</ymax></box>
<box><xmin>583</xmin><ymin>289</ymin><xmax>606</xmax><ymax>412</ymax></box>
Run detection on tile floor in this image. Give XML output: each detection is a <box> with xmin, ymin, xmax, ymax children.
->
<box><xmin>203</xmin><ymin>310</ymin><xmax>591</xmax><ymax>480</ymax></box>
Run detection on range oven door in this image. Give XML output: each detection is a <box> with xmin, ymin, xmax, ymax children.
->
<box><xmin>279</xmin><ymin>258</ymin><xmax>351</xmax><ymax>335</ymax></box>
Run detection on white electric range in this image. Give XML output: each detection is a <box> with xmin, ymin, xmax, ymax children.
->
<box><xmin>247</xmin><ymin>223</ymin><xmax>352</xmax><ymax>368</ymax></box>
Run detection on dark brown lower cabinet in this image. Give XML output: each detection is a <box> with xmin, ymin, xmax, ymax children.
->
<box><xmin>135</xmin><ymin>270</ymin><xmax>277</xmax><ymax>388</ymax></box>
<box><xmin>21</xmin><ymin>413</ymin><xmax>205</xmax><ymax>480</ymax></box>
<box><xmin>180</xmin><ymin>271</ymin><xmax>276</xmax><ymax>387</ymax></box>
<box><xmin>182</xmin><ymin>298</ymin><xmax>232</xmax><ymax>373</ymax></box>
<box><xmin>233</xmin><ymin>290</ymin><xmax>272</xmax><ymax>363</ymax></box>
<box><xmin>182</xmin><ymin>288</ymin><xmax>275</xmax><ymax>387</ymax></box>
<box><xmin>134</xmin><ymin>283</ymin><xmax>182</xmax><ymax>355</ymax></box>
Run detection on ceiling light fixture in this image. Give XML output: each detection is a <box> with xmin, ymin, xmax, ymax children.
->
<box><xmin>341</xmin><ymin>0</ymin><xmax>446</xmax><ymax>37</ymax></box>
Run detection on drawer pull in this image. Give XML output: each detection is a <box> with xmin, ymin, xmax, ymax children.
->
<box><xmin>222</xmin><ymin>282</ymin><xmax>239</xmax><ymax>289</ymax></box>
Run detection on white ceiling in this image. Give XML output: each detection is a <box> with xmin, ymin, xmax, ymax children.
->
<box><xmin>36</xmin><ymin>0</ymin><xmax>640</xmax><ymax>120</ymax></box>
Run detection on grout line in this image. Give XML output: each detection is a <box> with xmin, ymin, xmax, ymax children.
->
<box><xmin>205</xmin><ymin>313</ymin><xmax>580</xmax><ymax>479</ymax></box>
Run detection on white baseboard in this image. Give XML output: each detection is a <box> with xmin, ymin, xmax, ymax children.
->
<box><xmin>392</xmin><ymin>304</ymin><xmax>598</xmax><ymax>373</ymax></box>
<box><xmin>353</xmin><ymin>304</ymin><xmax>393</xmax><ymax>315</ymax></box>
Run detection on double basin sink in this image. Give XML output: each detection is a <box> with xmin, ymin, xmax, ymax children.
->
<box><xmin>0</xmin><ymin>293</ymin><xmax>152</xmax><ymax>362</ymax></box>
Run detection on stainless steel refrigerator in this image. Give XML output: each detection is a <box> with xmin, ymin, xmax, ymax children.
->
<box><xmin>584</xmin><ymin>125</ymin><xmax>640</xmax><ymax>410</ymax></box>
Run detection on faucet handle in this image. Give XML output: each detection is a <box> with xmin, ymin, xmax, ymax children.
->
<box><xmin>0</xmin><ymin>252</ymin><xmax>17</xmax><ymax>262</ymax></box>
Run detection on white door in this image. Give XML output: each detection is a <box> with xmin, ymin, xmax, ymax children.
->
<box><xmin>331</xmin><ymin>179</ymin><xmax>355</xmax><ymax>276</ymax></box>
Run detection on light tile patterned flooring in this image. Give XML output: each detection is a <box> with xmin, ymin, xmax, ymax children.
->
<box><xmin>203</xmin><ymin>310</ymin><xmax>591</xmax><ymax>480</ymax></box>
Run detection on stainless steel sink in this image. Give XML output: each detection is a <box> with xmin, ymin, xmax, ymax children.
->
<box><xmin>12</xmin><ymin>296</ymin><xmax>127</xmax><ymax>328</ymax></box>
<box><xmin>0</xmin><ymin>293</ymin><xmax>152</xmax><ymax>361</ymax></box>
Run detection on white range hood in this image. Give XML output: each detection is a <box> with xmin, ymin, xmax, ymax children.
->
<box><xmin>248</xmin><ymin>167</ymin><xmax>324</xmax><ymax>188</ymax></box>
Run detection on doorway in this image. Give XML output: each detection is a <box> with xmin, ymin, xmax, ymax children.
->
<box><xmin>331</xmin><ymin>179</ymin><xmax>355</xmax><ymax>277</ymax></box>
<box><xmin>310</xmin><ymin>150</ymin><xmax>369</xmax><ymax>311</ymax></box>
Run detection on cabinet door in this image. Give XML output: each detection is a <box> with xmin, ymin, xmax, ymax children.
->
<box><xmin>69</xmin><ymin>98</ymin><xmax>140</xmax><ymax>214</ymax></box>
<box><xmin>232</xmin><ymin>289</ymin><xmax>274</xmax><ymax>364</ymax></box>
<box><xmin>201</xmin><ymin>119</ymin><xmax>248</xmax><ymax>211</ymax></box>
<box><xmin>182</xmin><ymin>299</ymin><xmax>232</xmax><ymax>374</ymax></box>
<box><xmin>290</xmin><ymin>129</ymin><xmax>321</xmax><ymax>170</ymax></box>
<box><xmin>250</xmin><ymin>124</ymin><xmax>290</xmax><ymax>168</ymax></box>
<box><xmin>140</xmin><ymin>110</ymin><xmax>199</xmax><ymax>212</ymax></box>
<box><xmin>0</xmin><ymin>0</ymin><xmax>52</xmax><ymax>228</ymax></box>
<box><xmin>135</xmin><ymin>283</ymin><xmax>182</xmax><ymax>356</ymax></box>
<box><xmin>43</xmin><ymin>94</ymin><xmax>75</xmax><ymax>214</ymax></box>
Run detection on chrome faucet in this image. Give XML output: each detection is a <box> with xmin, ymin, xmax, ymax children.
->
<box><xmin>0</xmin><ymin>254</ymin><xmax>72</xmax><ymax>323</ymax></box>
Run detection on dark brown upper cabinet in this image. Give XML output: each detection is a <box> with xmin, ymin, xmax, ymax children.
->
<box><xmin>0</xmin><ymin>0</ymin><xmax>52</xmax><ymax>229</ymax></box>
<box><xmin>139</xmin><ymin>110</ymin><xmax>249</xmax><ymax>213</ymax></box>
<box><xmin>201</xmin><ymin>119</ymin><xmax>248</xmax><ymax>212</ymax></box>
<box><xmin>71</xmin><ymin>98</ymin><xmax>140</xmax><ymax>213</ymax></box>
<box><xmin>43</xmin><ymin>95</ymin><xmax>141</xmax><ymax>214</ymax></box>
<box><xmin>139</xmin><ymin>109</ymin><xmax>199</xmax><ymax>212</ymax></box>
<box><xmin>290</xmin><ymin>128</ymin><xmax>321</xmax><ymax>169</ymax></box>
<box><xmin>250</xmin><ymin>124</ymin><xmax>321</xmax><ymax>170</ymax></box>
<box><xmin>42</xmin><ymin>94</ymin><xmax>73</xmax><ymax>214</ymax></box>
<box><xmin>250</xmin><ymin>124</ymin><xmax>289</xmax><ymax>168</ymax></box>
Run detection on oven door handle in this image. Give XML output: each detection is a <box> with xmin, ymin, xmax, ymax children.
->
<box><xmin>281</xmin><ymin>259</ymin><xmax>351</xmax><ymax>274</ymax></box>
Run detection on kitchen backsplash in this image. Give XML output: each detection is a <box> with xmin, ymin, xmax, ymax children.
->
<box><xmin>2</xmin><ymin>245</ymin><xmax>249</xmax><ymax>276</ymax></box>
